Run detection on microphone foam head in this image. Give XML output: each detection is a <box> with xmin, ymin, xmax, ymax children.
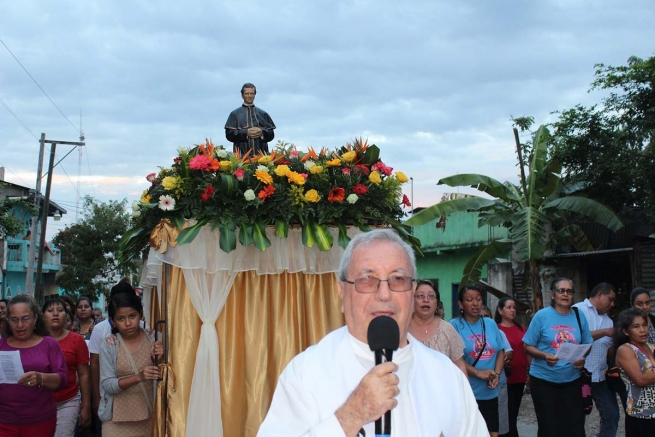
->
<box><xmin>367</xmin><ymin>316</ymin><xmax>400</xmax><ymax>351</ymax></box>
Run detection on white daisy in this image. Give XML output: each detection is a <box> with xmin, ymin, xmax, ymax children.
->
<box><xmin>158</xmin><ymin>195</ymin><xmax>176</xmax><ymax>211</ymax></box>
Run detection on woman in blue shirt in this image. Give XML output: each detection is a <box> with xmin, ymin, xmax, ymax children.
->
<box><xmin>451</xmin><ymin>285</ymin><xmax>505</xmax><ymax>437</ymax></box>
<box><xmin>523</xmin><ymin>278</ymin><xmax>593</xmax><ymax>437</ymax></box>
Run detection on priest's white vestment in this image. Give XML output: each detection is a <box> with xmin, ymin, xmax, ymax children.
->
<box><xmin>258</xmin><ymin>326</ymin><xmax>489</xmax><ymax>437</ymax></box>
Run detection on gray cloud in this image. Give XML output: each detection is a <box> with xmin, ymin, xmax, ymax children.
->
<box><xmin>1</xmin><ymin>0</ymin><xmax>654</xmax><ymax>237</ymax></box>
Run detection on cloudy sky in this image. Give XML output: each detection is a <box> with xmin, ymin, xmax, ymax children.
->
<box><xmin>1</xmin><ymin>0</ymin><xmax>653</xmax><ymax>239</ymax></box>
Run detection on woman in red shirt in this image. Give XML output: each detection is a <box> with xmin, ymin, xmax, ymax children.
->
<box><xmin>495</xmin><ymin>297</ymin><xmax>530</xmax><ymax>437</ymax></box>
<box><xmin>42</xmin><ymin>297</ymin><xmax>91</xmax><ymax>436</ymax></box>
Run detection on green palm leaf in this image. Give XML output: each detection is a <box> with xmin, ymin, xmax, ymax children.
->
<box><xmin>439</xmin><ymin>174</ymin><xmax>521</xmax><ymax>202</ymax></box>
<box><xmin>527</xmin><ymin>125</ymin><xmax>551</xmax><ymax>206</ymax></box>
<box><xmin>543</xmin><ymin>196</ymin><xmax>623</xmax><ymax>232</ymax></box>
<box><xmin>459</xmin><ymin>241</ymin><xmax>512</xmax><ymax>287</ymax></box>
<box><xmin>405</xmin><ymin>197</ymin><xmax>496</xmax><ymax>226</ymax></box>
<box><xmin>510</xmin><ymin>206</ymin><xmax>549</xmax><ymax>261</ymax></box>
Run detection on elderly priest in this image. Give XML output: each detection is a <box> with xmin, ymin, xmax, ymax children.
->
<box><xmin>258</xmin><ymin>229</ymin><xmax>488</xmax><ymax>437</ymax></box>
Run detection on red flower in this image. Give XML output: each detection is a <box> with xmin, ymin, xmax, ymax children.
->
<box><xmin>173</xmin><ymin>157</ymin><xmax>180</xmax><ymax>165</ymax></box>
<box><xmin>234</xmin><ymin>168</ymin><xmax>245</xmax><ymax>181</ymax></box>
<box><xmin>342</xmin><ymin>168</ymin><xmax>351</xmax><ymax>176</ymax></box>
<box><xmin>402</xmin><ymin>194</ymin><xmax>411</xmax><ymax>208</ymax></box>
<box><xmin>328</xmin><ymin>187</ymin><xmax>346</xmax><ymax>203</ymax></box>
<box><xmin>146</xmin><ymin>173</ymin><xmax>156</xmax><ymax>182</ymax></box>
<box><xmin>354</xmin><ymin>165</ymin><xmax>370</xmax><ymax>176</ymax></box>
<box><xmin>201</xmin><ymin>185</ymin><xmax>214</xmax><ymax>202</ymax></box>
<box><xmin>352</xmin><ymin>184</ymin><xmax>367</xmax><ymax>195</ymax></box>
<box><xmin>277</xmin><ymin>160</ymin><xmax>291</xmax><ymax>165</ymax></box>
<box><xmin>372</xmin><ymin>161</ymin><xmax>393</xmax><ymax>176</ymax></box>
<box><xmin>258</xmin><ymin>184</ymin><xmax>275</xmax><ymax>201</ymax></box>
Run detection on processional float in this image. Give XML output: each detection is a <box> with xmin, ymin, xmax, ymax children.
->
<box><xmin>118</xmin><ymin>139</ymin><xmax>416</xmax><ymax>436</ymax></box>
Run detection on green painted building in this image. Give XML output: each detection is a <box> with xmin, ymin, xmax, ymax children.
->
<box><xmin>412</xmin><ymin>210</ymin><xmax>509</xmax><ymax>320</ymax></box>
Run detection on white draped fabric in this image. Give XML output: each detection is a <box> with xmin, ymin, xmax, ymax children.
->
<box><xmin>141</xmin><ymin>225</ymin><xmax>360</xmax><ymax>437</ymax></box>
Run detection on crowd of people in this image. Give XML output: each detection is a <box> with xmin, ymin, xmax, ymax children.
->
<box><xmin>408</xmin><ymin>277</ymin><xmax>655</xmax><ymax>437</ymax></box>
<box><xmin>0</xmin><ymin>226</ymin><xmax>654</xmax><ymax>436</ymax></box>
<box><xmin>0</xmin><ymin>281</ymin><xmax>162</xmax><ymax>437</ymax></box>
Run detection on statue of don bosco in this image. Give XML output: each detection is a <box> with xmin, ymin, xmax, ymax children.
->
<box><xmin>224</xmin><ymin>83</ymin><xmax>276</xmax><ymax>155</ymax></box>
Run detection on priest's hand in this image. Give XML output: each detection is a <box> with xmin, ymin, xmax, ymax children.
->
<box><xmin>335</xmin><ymin>362</ymin><xmax>399</xmax><ymax>436</ymax></box>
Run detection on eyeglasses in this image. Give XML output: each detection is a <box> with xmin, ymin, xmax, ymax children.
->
<box><xmin>343</xmin><ymin>276</ymin><xmax>415</xmax><ymax>294</ymax></box>
<box><xmin>8</xmin><ymin>316</ymin><xmax>35</xmax><ymax>325</ymax></box>
<box><xmin>414</xmin><ymin>294</ymin><xmax>437</xmax><ymax>301</ymax></box>
<box><xmin>554</xmin><ymin>288</ymin><xmax>574</xmax><ymax>295</ymax></box>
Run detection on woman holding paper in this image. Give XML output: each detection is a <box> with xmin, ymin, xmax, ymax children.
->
<box><xmin>0</xmin><ymin>294</ymin><xmax>68</xmax><ymax>436</ymax></box>
<box><xmin>523</xmin><ymin>278</ymin><xmax>593</xmax><ymax>437</ymax></box>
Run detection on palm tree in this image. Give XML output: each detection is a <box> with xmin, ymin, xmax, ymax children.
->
<box><xmin>406</xmin><ymin>124</ymin><xmax>623</xmax><ymax>310</ymax></box>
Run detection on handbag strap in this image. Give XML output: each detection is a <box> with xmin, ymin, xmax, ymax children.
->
<box><xmin>117</xmin><ymin>332</ymin><xmax>153</xmax><ymax>414</ymax></box>
<box><xmin>572</xmin><ymin>307</ymin><xmax>583</xmax><ymax>339</ymax></box>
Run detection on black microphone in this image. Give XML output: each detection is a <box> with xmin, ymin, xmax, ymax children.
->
<box><xmin>367</xmin><ymin>316</ymin><xmax>400</xmax><ymax>437</ymax></box>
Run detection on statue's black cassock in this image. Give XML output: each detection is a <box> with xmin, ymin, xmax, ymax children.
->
<box><xmin>224</xmin><ymin>104</ymin><xmax>276</xmax><ymax>155</ymax></box>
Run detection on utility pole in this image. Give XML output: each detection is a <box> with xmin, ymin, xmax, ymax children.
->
<box><xmin>24</xmin><ymin>134</ymin><xmax>46</xmax><ymax>295</ymax></box>
<box><xmin>32</xmin><ymin>134</ymin><xmax>85</xmax><ymax>304</ymax></box>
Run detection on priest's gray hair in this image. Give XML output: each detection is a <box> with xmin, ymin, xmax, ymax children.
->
<box><xmin>338</xmin><ymin>229</ymin><xmax>416</xmax><ymax>281</ymax></box>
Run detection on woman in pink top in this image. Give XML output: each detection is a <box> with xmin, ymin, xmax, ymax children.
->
<box><xmin>0</xmin><ymin>294</ymin><xmax>68</xmax><ymax>437</ymax></box>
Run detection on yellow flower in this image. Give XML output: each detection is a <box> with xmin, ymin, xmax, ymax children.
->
<box><xmin>162</xmin><ymin>176</ymin><xmax>179</xmax><ymax>191</ymax></box>
<box><xmin>274</xmin><ymin>165</ymin><xmax>290</xmax><ymax>177</ymax></box>
<box><xmin>258</xmin><ymin>155</ymin><xmax>271</xmax><ymax>164</ymax></box>
<box><xmin>395</xmin><ymin>171</ymin><xmax>409</xmax><ymax>183</ymax></box>
<box><xmin>341</xmin><ymin>151</ymin><xmax>357</xmax><ymax>163</ymax></box>
<box><xmin>327</xmin><ymin>158</ymin><xmax>341</xmax><ymax>167</ymax></box>
<box><xmin>255</xmin><ymin>170</ymin><xmax>273</xmax><ymax>184</ymax></box>
<box><xmin>305</xmin><ymin>189</ymin><xmax>321</xmax><ymax>203</ymax></box>
<box><xmin>287</xmin><ymin>171</ymin><xmax>306</xmax><ymax>185</ymax></box>
<box><xmin>369</xmin><ymin>171</ymin><xmax>382</xmax><ymax>184</ymax></box>
<box><xmin>309</xmin><ymin>165</ymin><xmax>323</xmax><ymax>174</ymax></box>
<box><xmin>219</xmin><ymin>160</ymin><xmax>231</xmax><ymax>171</ymax></box>
<box><xmin>140</xmin><ymin>190</ymin><xmax>151</xmax><ymax>203</ymax></box>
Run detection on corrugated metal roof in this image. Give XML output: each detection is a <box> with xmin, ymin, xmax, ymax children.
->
<box><xmin>551</xmin><ymin>247</ymin><xmax>633</xmax><ymax>258</ymax></box>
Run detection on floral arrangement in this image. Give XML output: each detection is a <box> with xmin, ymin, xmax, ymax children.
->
<box><xmin>118</xmin><ymin>138</ymin><xmax>418</xmax><ymax>261</ymax></box>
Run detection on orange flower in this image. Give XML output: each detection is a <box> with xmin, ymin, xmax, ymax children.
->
<box><xmin>287</xmin><ymin>171</ymin><xmax>306</xmax><ymax>185</ymax></box>
<box><xmin>301</xmin><ymin>147</ymin><xmax>318</xmax><ymax>162</ymax></box>
<box><xmin>198</xmin><ymin>138</ymin><xmax>215</xmax><ymax>158</ymax></box>
<box><xmin>208</xmin><ymin>158</ymin><xmax>220</xmax><ymax>172</ymax></box>
<box><xmin>255</xmin><ymin>170</ymin><xmax>273</xmax><ymax>184</ymax></box>
<box><xmin>258</xmin><ymin>184</ymin><xmax>275</xmax><ymax>201</ymax></box>
<box><xmin>328</xmin><ymin>187</ymin><xmax>346</xmax><ymax>203</ymax></box>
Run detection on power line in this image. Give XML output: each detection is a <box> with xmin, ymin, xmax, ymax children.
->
<box><xmin>85</xmin><ymin>144</ymin><xmax>96</xmax><ymax>196</ymax></box>
<box><xmin>0</xmin><ymin>37</ymin><xmax>79</xmax><ymax>133</ymax></box>
<box><xmin>0</xmin><ymin>161</ymin><xmax>31</xmax><ymax>187</ymax></box>
<box><xmin>0</xmin><ymin>95</ymin><xmax>39</xmax><ymax>140</ymax></box>
<box><xmin>58</xmin><ymin>163</ymin><xmax>81</xmax><ymax>198</ymax></box>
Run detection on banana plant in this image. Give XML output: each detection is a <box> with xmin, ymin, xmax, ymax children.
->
<box><xmin>407</xmin><ymin>125</ymin><xmax>624</xmax><ymax>311</ymax></box>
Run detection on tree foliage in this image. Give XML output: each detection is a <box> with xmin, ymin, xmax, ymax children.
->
<box><xmin>550</xmin><ymin>55</ymin><xmax>655</xmax><ymax>227</ymax></box>
<box><xmin>52</xmin><ymin>196</ymin><xmax>140</xmax><ymax>302</ymax></box>
<box><xmin>407</xmin><ymin>124</ymin><xmax>623</xmax><ymax>310</ymax></box>
<box><xmin>0</xmin><ymin>199</ymin><xmax>28</xmax><ymax>238</ymax></box>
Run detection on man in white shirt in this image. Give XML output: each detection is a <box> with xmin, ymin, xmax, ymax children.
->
<box><xmin>573</xmin><ymin>282</ymin><xmax>618</xmax><ymax>437</ymax></box>
<box><xmin>258</xmin><ymin>229</ymin><xmax>487</xmax><ymax>436</ymax></box>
